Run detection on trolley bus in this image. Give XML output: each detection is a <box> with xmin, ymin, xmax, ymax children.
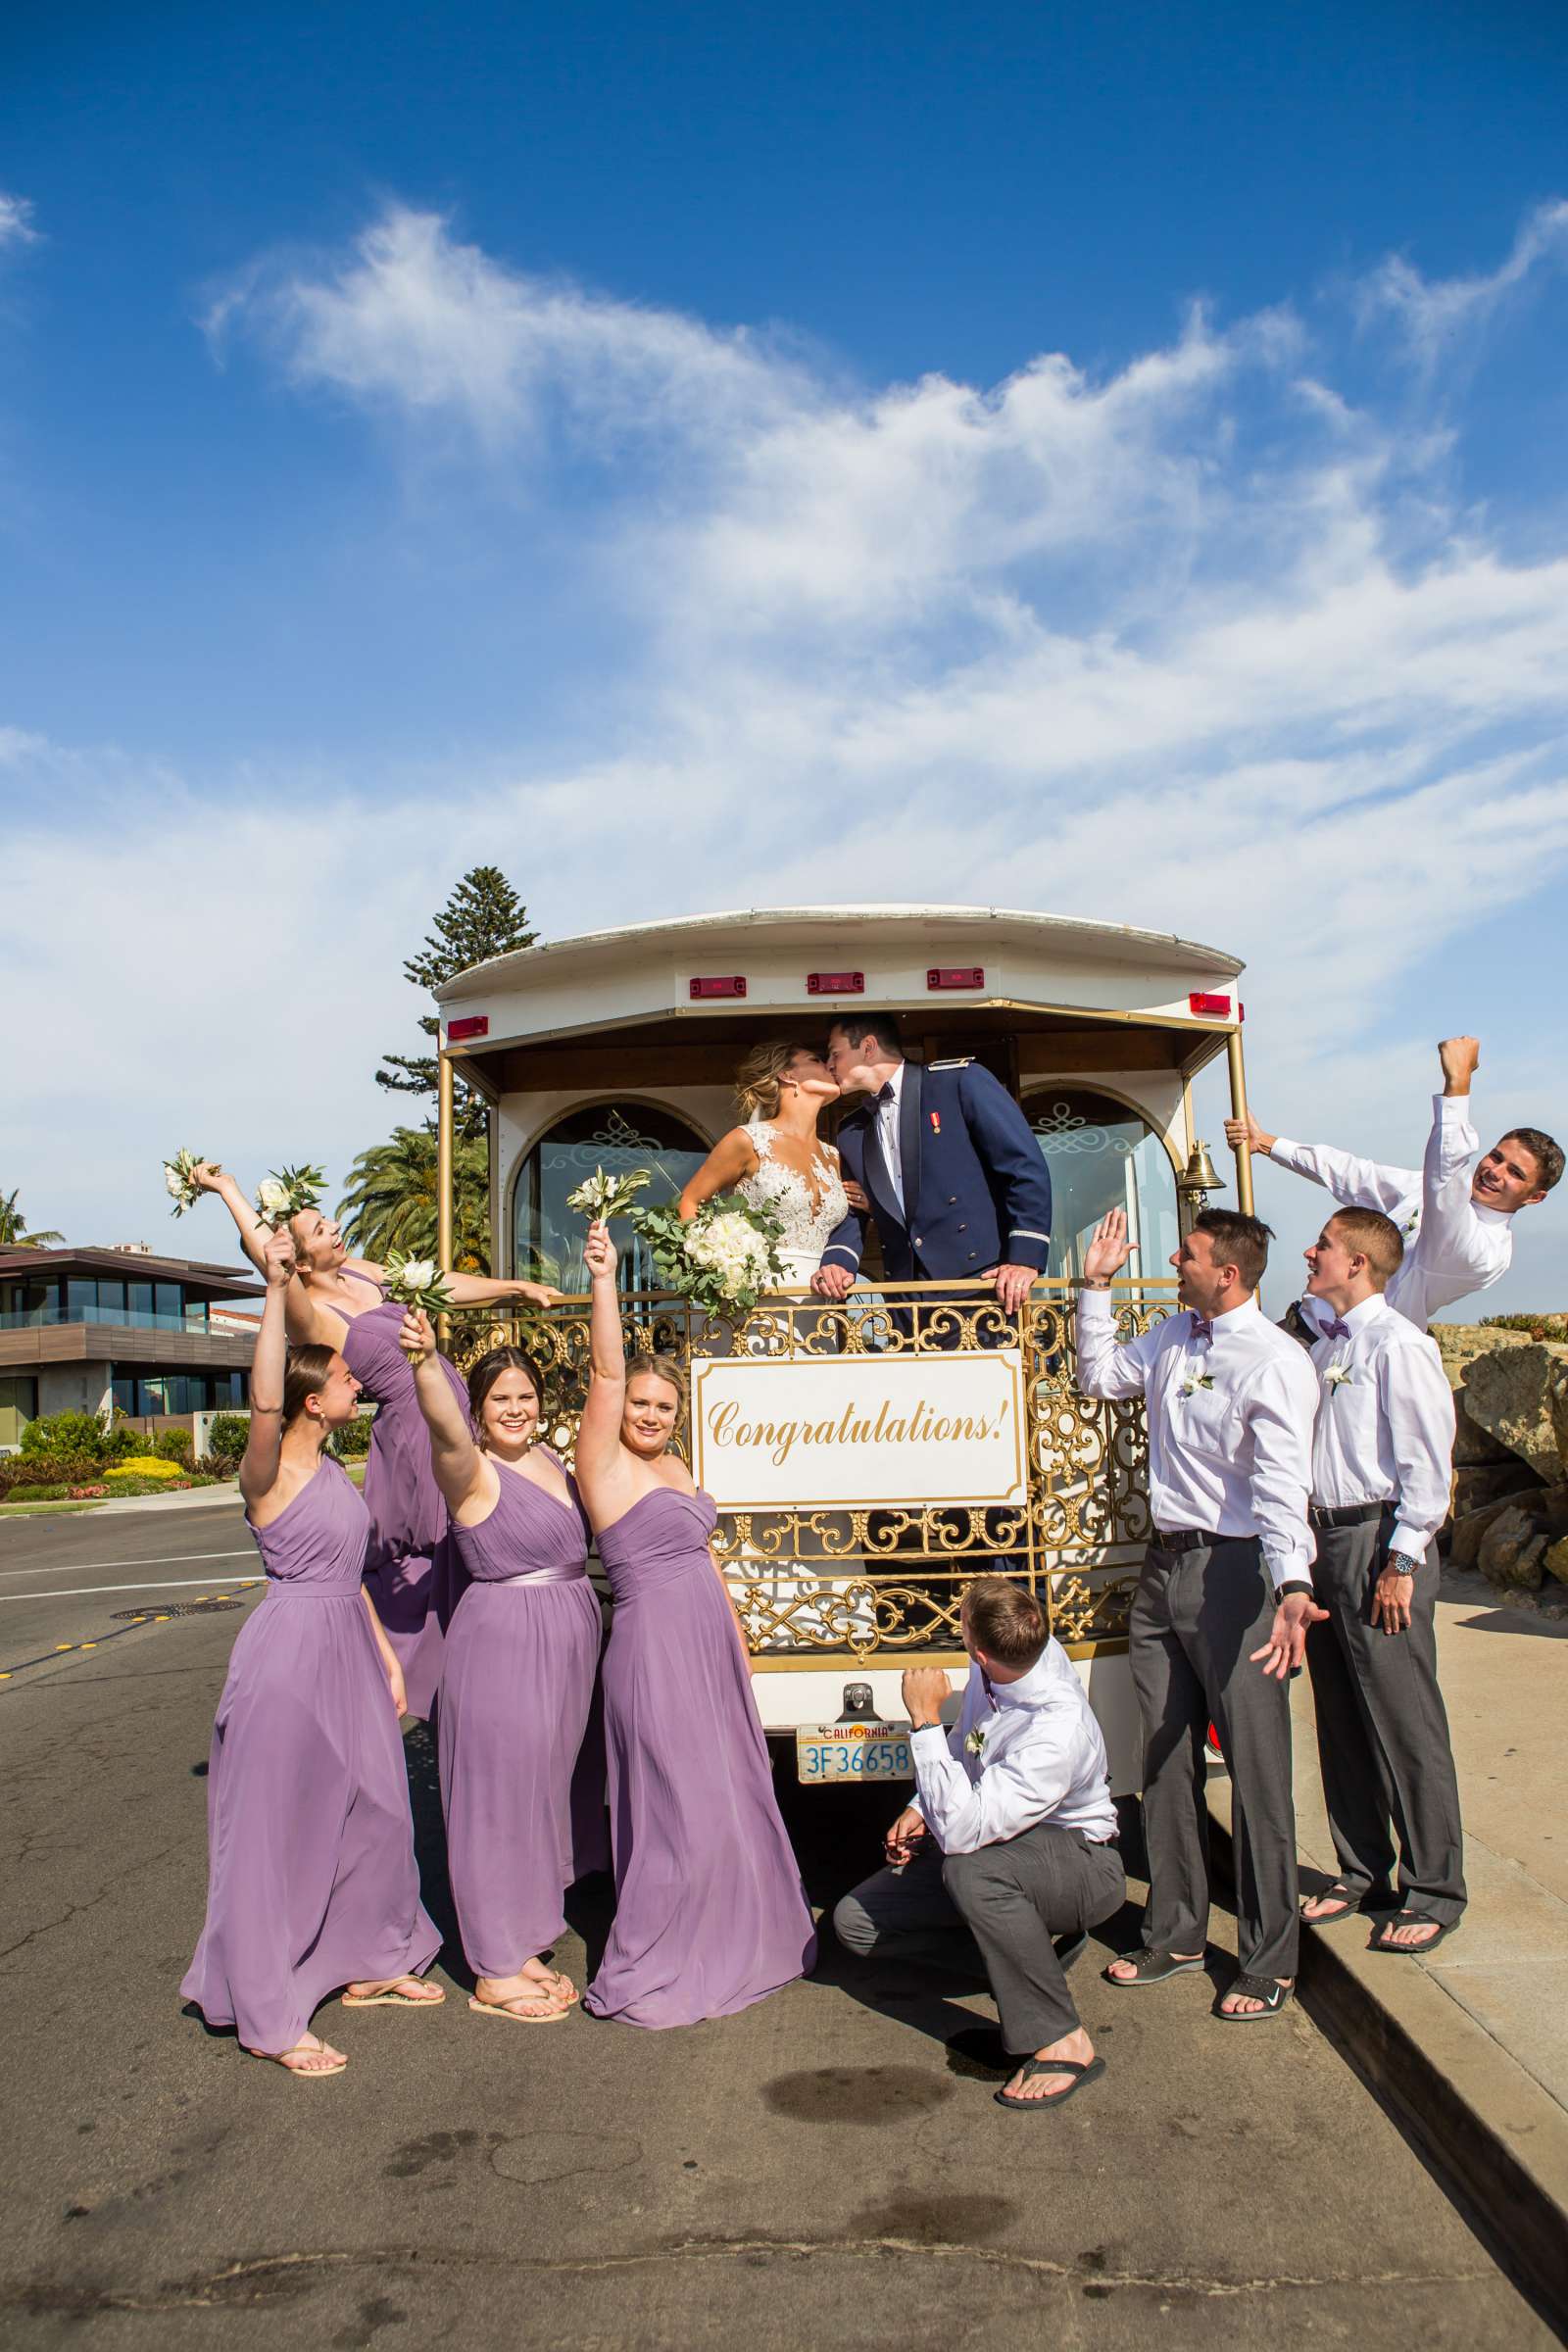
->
<box><xmin>429</xmin><ymin>906</ymin><xmax>1257</xmax><ymax>1791</ymax></box>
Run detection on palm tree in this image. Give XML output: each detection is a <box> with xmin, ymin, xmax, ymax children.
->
<box><xmin>337</xmin><ymin>1128</ymin><xmax>491</xmax><ymax>1272</ymax></box>
<box><xmin>0</xmin><ymin>1189</ymin><xmax>64</xmax><ymax>1249</ymax></box>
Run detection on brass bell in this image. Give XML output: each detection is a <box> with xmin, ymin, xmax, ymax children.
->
<box><xmin>1176</xmin><ymin>1141</ymin><xmax>1224</xmax><ymax>1200</ymax></box>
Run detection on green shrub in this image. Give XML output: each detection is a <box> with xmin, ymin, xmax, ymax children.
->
<box><xmin>98</xmin><ymin>1472</ymin><xmax>196</xmax><ymax>1496</ymax></box>
<box><xmin>21</xmin><ymin>1410</ymin><xmax>109</xmax><ymax>1461</ymax></box>
<box><xmin>332</xmin><ymin>1410</ymin><xmax>376</xmax><ymax>1458</ymax></box>
<box><xmin>1479</xmin><ymin>1311</ymin><xmax>1568</xmax><ymax>1341</ymax></box>
<box><xmin>0</xmin><ymin>1450</ymin><xmax>103</xmax><ymax>1496</ymax></box>
<box><xmin>207</xmin><ymin>1412</ymin><xmax>252</xmax><ymax>1459</ymax></box>
<box><xmin>151</xmin><ymin>1427</ymin><xmax>195</xmax><ymax>1465</ymax></box>
<box><xmin>3</xmin><ymin>1482</ymin><xmax>73</xmax><ymax>1502</ymax></box>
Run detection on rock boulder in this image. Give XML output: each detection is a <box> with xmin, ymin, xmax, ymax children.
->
<box><xmin>1459</xmin><ymin>1342</ymin><xmax>1568</xmax><ymax>1480</ymax></box>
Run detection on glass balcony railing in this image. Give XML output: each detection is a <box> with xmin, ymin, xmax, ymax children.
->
<box><xmin>0</xmin><ymin>1306</ymin><xmax>213</xmax><ymax>1333</ymax></box>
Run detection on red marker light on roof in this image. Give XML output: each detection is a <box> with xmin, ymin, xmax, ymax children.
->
<box><xmin>446</xmin><ymin>1015</ymin><xmax>489</xmax><ymax>1042</ymax></box>
<box><xmin>927</xmin><ymin>966</ymin><xmax>985</xmax><ymax>991</ymax></box>
<box><xmin>1188</xmin><ymin>993</ymin><xmax>1232</xmax><ymax>1018</ymax></box>
<box><xmin>807</xmin><ymin>971</ymin><xmax>864</xmax><ymax>995</ymax></box>
<box><xmin>689</xmin><ymin>975</ymin><xmax>747</xmax><ymax>1000</ymax></box>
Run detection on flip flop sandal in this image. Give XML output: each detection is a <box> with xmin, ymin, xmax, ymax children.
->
<box><xmin>341</xmin><ymin>1980</ymin><xmax>447</xmax><ymax>2008</ymax></box>
<box><xmin>994</xmin><ymin>2055</ymin><xmax>1106</xmax><ymax>2111</ymax></box>
<box><xmin>1103</xmin><ymin>1947</ymin><xmax>1204</xmax><ymax>1986</ymax></box>
<box><xmin>1370</xmin><ymin>1912</ymin><xmax>1459</xmax><ymax>1957</ymax></box>
<box><xmin>467</xmin><ymin>1991</ymin><xmax>570</xmax><ymax>2025</ymax></box>
<box><xmin>1300</xmin><ymin>1882</ymin><xmax>1378</xmax><ymax>1926</ymax></box>
<box><xmin>247</xmin><ymin>2044</ymin><xmax>348</xmax><ymax>2079</ymax></box>
<box><xmin>1214</xmin><ymin>1973</ymin><xmax>1292</xmax><ymax>2021</ymax></box>
<box><xmin>527</xmin><ymin>1971</ymin><xmax>579</xmax><ymax>2006</ymax></box>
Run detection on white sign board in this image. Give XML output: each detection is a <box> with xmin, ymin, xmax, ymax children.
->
<box><xmin>691</xmin><ymin>1349</ymin><xmax>1026</xmax><ymax>1511</ymax></box>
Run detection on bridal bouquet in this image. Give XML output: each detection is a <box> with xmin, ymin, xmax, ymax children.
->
<box><xmin>253</xmin><ymin>1163</ymin><xmax>326</xmax><ymax>1231</ymax></box>
<box><xmin>630</xmin><ymin>1195</ymin><xmax>786</xmax><ymax>1316</ymax></box>
<box><xmin>565</xmin><ymin>1165</ymin><xmax>653</xmax><ymax>1224</ymax></box>
<box><xmin>380</xmin><ymin>1250</ymin><xmax>456</xmax><ymax>1318</ymax></box>
<box><xmin>162</xmin><ymin>1149</ymin><xmax>212</xmax><ymax>1217</ymax></box>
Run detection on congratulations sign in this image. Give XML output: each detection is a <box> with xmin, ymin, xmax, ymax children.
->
<box><xmin>691</xmin><ymin>1349</ymin><xmax>1027</xmax><ymax>1511</ymax></box>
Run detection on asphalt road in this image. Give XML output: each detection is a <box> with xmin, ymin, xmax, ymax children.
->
<box><xmin>0</xmin><ymin>1500</ymin><xmax>1551</xmax><ymax>2350</ymax></box>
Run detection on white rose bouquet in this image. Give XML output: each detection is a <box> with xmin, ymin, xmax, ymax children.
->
<box><xmin>163</xmin><ymin>1148</ymin><xmax>211</xmax><ymax>1217</ymax></box>
<box><xmin>565</xmin><ymin>1165</ymin><xmax>654</xmax><ymax>1224</ymax></box>
<box><xmin>253</xmin><ymin>1163</ymin><xmax>326</xmax><ymax>1231</ymax></box>
<box><xmin>380</xmin><ymin>1250</ymin><xmax>456</xmax><ymax>1318</ymax></box>
<box><xmin>629</xmin><ymin>1194</ymin><xmax>786</xmax><ymax>1316</ymax></box>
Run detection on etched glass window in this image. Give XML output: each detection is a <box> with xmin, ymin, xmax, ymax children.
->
<box><xmin>1023</xmin><ymin>1089</ymin><xmax>1179</xmax><ymax>1285</ymax></box>
<box><xmin>513</xmin><ymin>1103</ymin><xmax>710</xmax><ymax>1294</ymax></box>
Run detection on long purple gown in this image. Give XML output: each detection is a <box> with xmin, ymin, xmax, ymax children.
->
<box><xmin>334</xmin><ymin>1282</ymin><xmax>471</xmax><ymax>1721</ymax></box>
<box><xmin>584</xmin><ymin>1487</ymin><xmax>816</xmax><ymax>2028</ymax></box>
<box><xmin>181</xmin><ymin>1458</ymin><xmax>440</xmax><ymax>2053</ymax></box>
<box><xmin>442</xmin><ymin>1453</ymin><xmax>605</xmax><ymax>1976</ymax></box>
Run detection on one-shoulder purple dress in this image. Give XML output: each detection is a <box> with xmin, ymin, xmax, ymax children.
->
<box><xmin>181</xmin><ymin>1458</ymin><xmax>440</xmax><ymax>2054</ymax></box>
<box><xmin>443</xmin><ymin>1454</ymin><xmax>605</xmax><ymax>1976</ymax></box>
<box><xmin>335</xmin><ymin>1283</ymin><xmax>471</xmax><ymax>1721</ymax></box>
<box><xmin>584</xmin><ymin>1487</ymin><xmax>816</xmax><ymax>2028</ymax></box>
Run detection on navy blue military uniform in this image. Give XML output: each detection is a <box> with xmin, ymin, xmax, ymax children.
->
<box><xmin>822</xmin><ymin>1057</ymin><xmax>1053</xmax><ymax>1284</ymax></box>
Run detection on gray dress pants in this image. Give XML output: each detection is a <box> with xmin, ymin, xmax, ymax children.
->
<box><xmin>1130</xmin><ymin>1534</ymin><xmax>1299</xmax><ymax>1982</ymax></box>
<box><xmin>834</xmin><ymin>1825</ymin><xmax>1125</xmax><ymax>2052</ymax></box>
<box><xmin>1306</xmin><ymin>1508</ymin><xmax>1465</xmax><ymax>1924</ymax></box>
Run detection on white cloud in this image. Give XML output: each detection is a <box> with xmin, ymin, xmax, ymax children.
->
<box><xmin>9</xmin><ymin>202</ymin><xmax>1568</xmax><ymax>1308</ymax></box>
<box><xmin>0</xmin><ymin>192</ymin><xmax>38</xmax><ymax>254</ymax></box>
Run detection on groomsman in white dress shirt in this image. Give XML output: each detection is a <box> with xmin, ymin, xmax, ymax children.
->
<box><xmin>1297</xmin><ymin>1206</ymin><xmax>1466</xmax><ymax>1954</ymax></box>
<box><xmin>833</xmin><ymin>1579</ymin><xmax>1124</xmax><ymax>2111</ymax></box>
<box><xmin>1225</xmin><ymin>1036</ymin><xmax>1562</xmax><ymax>1333</ymax></box>
<box><xmin>1077</xmin><ymin>1207</ymin><xmax>1322</xmax><ymax>2020</ymax></box>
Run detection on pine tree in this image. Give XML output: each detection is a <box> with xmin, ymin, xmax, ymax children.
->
<box><xmin>377</xmin><ymin>866</ymin><xmax>536</xmax><ymax>1142</ymax></box>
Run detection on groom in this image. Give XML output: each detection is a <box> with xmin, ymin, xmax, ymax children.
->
<box><xmin>811</xmin><ymin>1016</ymin><xmax>1053</xmax><ymax>1308</ymax></box>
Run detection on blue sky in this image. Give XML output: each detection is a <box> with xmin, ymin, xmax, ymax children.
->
<box><xmin>3</xmin><ymin>0</ymin><xmax>1567</xmax><ymax>1306</ymax></box>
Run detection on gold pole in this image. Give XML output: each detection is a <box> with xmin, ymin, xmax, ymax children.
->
<box><xmin>437</xmin><ymin>1048</ymin><xmax>455</xmax><ymax>1348</ymax></box>
<box><xmin>1226</xmin><ymin>1027</ymin><xmax>1254</xmax><ymax>1215</ymax></box>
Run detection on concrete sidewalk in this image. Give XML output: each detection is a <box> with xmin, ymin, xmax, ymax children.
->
<box><xmin>1208</xmin><ymin>1566</ymin><xmax>1568</xmax><ymax>2328</ymax></box>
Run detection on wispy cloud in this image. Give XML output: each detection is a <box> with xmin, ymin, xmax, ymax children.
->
<box><xmin>0</xmin><ymin>192</ymin><xmax>39</xmax><ymax>254</ymax></box>
<box><xmin>1355</xmin><ymin>195</ymin><xmax>1568</xmax><ymax>369</ymax></box>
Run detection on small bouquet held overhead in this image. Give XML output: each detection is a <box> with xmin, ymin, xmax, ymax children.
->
<box><xmin>381</xmin><ymin>1251</ymin><xmax>456</xmax><ymax>1365</ymax></box>
<box><xmin>630</xmin><ymin>1195</ymin><xmax>786</xmax><ymax>1316</ymax></box>
<box><xmin>565</xmin><ymin>1166</ymin><xmax>654</xmax><ymax>1225</ymax></box>
<box><xmin>254</xmin><ymin>1164</ymin><xmax>327</xmax><ymax>1231</ymax></box>
<box><xmin>163</xmin><ymin>1149</ymin><xmax>212</xmax><ymax>1217</ymax></box>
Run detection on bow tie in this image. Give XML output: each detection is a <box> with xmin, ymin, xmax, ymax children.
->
<box><xmin>1322</xmin><ymin>1318</ymin><xmax>1352</xmax><ymax>1342</ymax></box>
<box><xmin>876</xmin><ymin>1082</ymin><xmax>897</xmax><ymax>1106</ymax></box>
<box><xmin>1188</xmin><ymin>1312</ymin><xmax>1214</xmax><ymax>1344</ymax></box>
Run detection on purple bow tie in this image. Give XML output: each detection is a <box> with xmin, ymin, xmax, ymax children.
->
<box><xmin>1188</xmin><ymin>1312</ymin><xmax>1214</xmax><ymax>1344</ymax></box>
<box><xmin>876</xmin><ymin>1082</ymin><xmax>897</xmax><ymax>1105</ymax></box>
<box><xmin>1323</xmin><ymin>1318</ymin><xmax>1352</xmax><ymax>1342</ymax></box>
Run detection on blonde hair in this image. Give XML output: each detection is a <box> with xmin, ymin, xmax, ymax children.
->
<box><xmin>628</xmin><ymin>1351</ymin><xmax>688</xmax><ymax>1415</ymax></box>
<box><xmin>734</xmin><ymin>1039</ymin><xmax>815</xmax><ymax>1121</ymax></box>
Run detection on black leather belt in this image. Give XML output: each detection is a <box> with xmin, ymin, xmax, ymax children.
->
<box><xmin>1152</xmin><ymin>1526</ymin><xmax>1227</xmax><ymax>1555</ymax></box>
<box><xmin>1309</xmin><ymin>1499</ymin><xmax>1390</xmax><ymax>1529</ymax></box>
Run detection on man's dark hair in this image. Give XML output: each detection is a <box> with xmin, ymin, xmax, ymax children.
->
<box><xmin>827</xmin><ymin>1011</ymin><xmax>904</xmax><ymax>1058</ymax></box>
<box><xmin>1191</xmin><ymin>1207</ymin><xmax>1274</xmax><ymax>1293</ymax></box>
<box><xmin>1501</xmin><ymin>1127</ymin><xmax>1564</xmax><ymax>1195</ymax></box>
<box><xmin>961</xmin><ymin>1576</ymin><xmax>1049</xmax><ymax>1669</ymax></box>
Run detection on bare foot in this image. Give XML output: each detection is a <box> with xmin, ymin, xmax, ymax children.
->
<box><xmin>1218</xmin><ymin>1977</ymin><xmax>1292</xmax><ymax>2017</ymax></box>
<box><xmin>342</xmin><ymin>1975</ymin><xmax>446</xmax><ymax>2006</ymax></box>
<box><xmin>1002</xmin><ymin>2026</ymin><xmax>1094</xmax><ymax>2103</ymax></box>
<box><xmin>248</xmin><ymin>2032</ymin><xmax>348</xmax><ymax>2077</ymax></box>
<box><xmin>1104</xmin><ymin>1950</ymin><xmax>1201</xmax><ymax>1984</ymax></box>
<box><xmin>1301</xmin><ymin>1889</ymin><xmax>1356</xmax><ymax>1924</ymax></box>
<box><xmin>520</xmin><ymin>1958</ymin><xmax>578</xmax><ymax>2005</ymax></box>
<box><xmin>1376</xmin><ymin>1918</ymin><xmax>1443</xmax><ymax>1951</ymax></box>
<box><xmin>471</xmin><ymin>1975</ymin><xmax>569</xmax><ymax>2022</ymax></box>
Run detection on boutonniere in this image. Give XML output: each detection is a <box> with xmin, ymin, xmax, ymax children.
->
<box><xmin>1324</xmin><ymin>1360</ymin><xmax>1354</xmax><ymax>1390</ymax></box>
<box><xmin>963</xmin><ymin>1725</ymin><xmax>988</xmax><ymax>1756</ymax></box>
<box><xmin>1180</xmin><ymin>1371</ymin><xmax>1216</xmax><ymax>1397</ymax></box>
<box><xmin>1400</xmin><ymin>1214</ymin><xmax>1420</xmax><ymax>1239</ymax></box>
<box><xmin>930</xmin><ymin>1110</ymin><xmax>942</xmax><ymax>1135</ymax></box>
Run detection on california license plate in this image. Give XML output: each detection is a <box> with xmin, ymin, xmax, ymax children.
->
<box><xmin>796</xmin><ymin>1723</ymin><xmax>913</xmax><ymax>1784</ymax></box>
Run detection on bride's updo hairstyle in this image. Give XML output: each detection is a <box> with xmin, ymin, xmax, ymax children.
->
<box><xmin>735</xmin><ymin>1039</ymin><xmax>816</xmax><ymax>1121</ymax></box>
<box><xmin>466</xmin><ymin>1346</ymin><xmax>547</xmax><ymax>1448</ymax></box>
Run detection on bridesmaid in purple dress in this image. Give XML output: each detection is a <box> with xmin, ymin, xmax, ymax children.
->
<box><xmin>181</xmin><ymin>1231</ymin><xmax>443</xmax><ymax>2078</ymax></box>
<box><xmin>193</xmin><ymin>1163</ymin><xmax>557</xmax><ymax>1718</ymax></box>
<box><xmin>399</xmin><ymin>1306</ymin><xmax>604</xmax><ymax>2023</ymax></box>
<box><xmin>574</xmin><ymin>1222</ymin><xmax>816</xmax><ymax>2028</ymax></box>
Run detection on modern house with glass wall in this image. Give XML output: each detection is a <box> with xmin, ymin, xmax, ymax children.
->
<box><xmin>0</xmin><ymin>1246</ymin><xmax>262</xmax><ymax>1446</ymax></box>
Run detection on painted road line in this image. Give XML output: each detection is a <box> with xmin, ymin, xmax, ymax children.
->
<box><xmin>0</xmin><ymin>1549</ymin><xmax>255</xmax><ymax>1580</ymax></box>
<box><xmin>0</xmin><ymin>1577</ymin><xmax>264</xmax><ymax>1601</ymax></box>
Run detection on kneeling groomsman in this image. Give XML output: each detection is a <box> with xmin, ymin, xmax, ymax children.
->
<box><xmin>1078</xmin><ymin>1207</ymin><xmax>1321</xmax><ymax>2019</ymax></box>
<box><xmin>1298</xmin><ymin>1207</ymin><xmax>1465</xmax><ymax>1953</ymax></box>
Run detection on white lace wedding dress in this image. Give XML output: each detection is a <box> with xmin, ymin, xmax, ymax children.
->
<box><xmin>738</xmin><ymin>1118</ymin><xmax>849</xmax><ymax>1290</ymax></box>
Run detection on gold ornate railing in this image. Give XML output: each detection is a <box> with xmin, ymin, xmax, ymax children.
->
<box><xmin>448</xmin><ymin>1277</ymin><xmax>1176</xmax><ymax>1662</ymax></box>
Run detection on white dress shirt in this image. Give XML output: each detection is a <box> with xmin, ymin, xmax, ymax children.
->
<box><xmin>1076</xmin><ymin>1289</ymin><xmax>1318</xmax><ymax>1590</ymax></box>
<box><xmin>1309</xmin><ymin>1293</ymin><xmax>1456</xmax><ymax>1559</ymax></box>
<box><xmin>875</xmin><ymin>1059</ymin><xmax>907</xmax><ymax>1209</ymax></box>
<box><xmin>909</xmin><ymin>1639</ymin><xmax>1118</xmax><ymax>1853</ymax></box>
<box><xmin>1272</xmin><ymin>1095</ymin><xmax>1513</xmax><ymax>1331</ymax></box>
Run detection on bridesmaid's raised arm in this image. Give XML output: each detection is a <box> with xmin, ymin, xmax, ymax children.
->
<box><xmin>574</xmin><ymin>1222</ymin><xmax>636</xmax><ymax>1517</ymax></box>
<box><xmin>398</xmin><ymin>1306</ymin><xmax>487</xmax><ymax>1518</ymax></box>
<box><xmin>237</xmin><ymin>1232</ymin><xmax>295</xmax><ymax>1510</ymax></box>
<box><xmin>676</xmin><ymin>1129</ymin><xmax>758</xmax><ymax>1224</ymax></box>
<box><xmin>194</xmin><ymin>1161</ymin><xmax>271</xmax><ymax>1276</ymax></box>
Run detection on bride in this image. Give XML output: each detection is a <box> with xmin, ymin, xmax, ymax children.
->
<box><xmin>675</xmin><ymin>1040</ymin><xmax>858</xmax><ymax>1288</ymax></box>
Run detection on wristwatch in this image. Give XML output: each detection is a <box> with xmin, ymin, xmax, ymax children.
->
<box><xmin>1275</xmin><ymin>1581</ymin><xmax>1314</xmax><ymax>1600</ymax></box>
<box><xmin>1384</xmin><ymin>1553</ymin><xmax>1419</xmax><ymax>1580</ymax></box>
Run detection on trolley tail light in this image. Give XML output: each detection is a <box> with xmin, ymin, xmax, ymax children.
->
<box><xmin>927</xmin><ymin>966</ymin><xmax>985</xmax><ymax>991</ymax></box>
<box><xmin>446</xmin><ymin>1015</ymin><xmax>489</xmax><ymax>1042</ymax></box>
<box><xmin>807</xmin><ymin>970</ymin><xmax>864</xmax><ymax>995</ymax></box>
<box><xmin>1188</xmin><ymin>993</ymin><xmax>1233</xmax><ymax>1018</ymax></box>
<box><xmin>689</xmin><ymin>974</ymin><xmax>747</xmax><ymax>1000</ymax></box>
